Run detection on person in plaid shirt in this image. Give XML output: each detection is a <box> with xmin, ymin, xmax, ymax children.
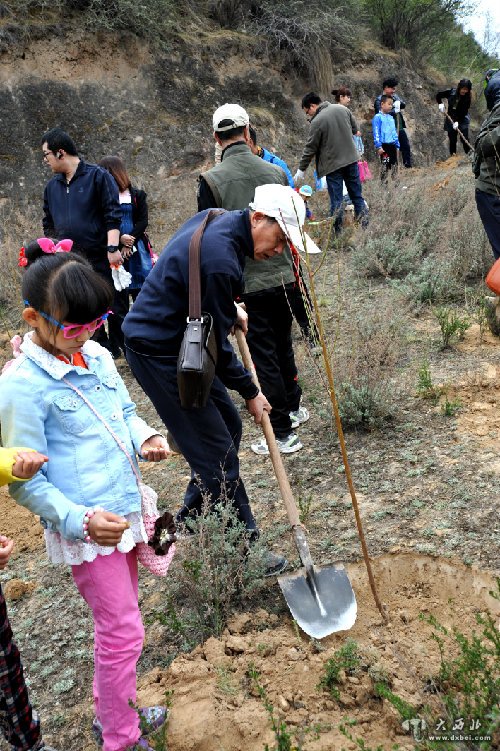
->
<box><xmin>0</xmin><ymin>447</ymin><xmax>61</xmax><ymax>751</ymax></box>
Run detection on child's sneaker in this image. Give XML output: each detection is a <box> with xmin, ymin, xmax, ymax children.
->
<box><xmin>92</xmin><ymin>706</ymin><xmax>168</xmax><ymax>747</ymax></box>
<box><xmin>289</xmin><ymin>406</ymin><xmax>310</xmax><ymax>428</ymax></box>
<box><xmin>250</xmin><ymin>433</ymin><xmax>302</xmax><ymax>455</ymax></box>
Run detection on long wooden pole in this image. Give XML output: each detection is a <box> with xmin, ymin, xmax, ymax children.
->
<box><xmin>300</xmin><ymin>242</ymin><xmax>387</xmax><ymax>622</ymax></box>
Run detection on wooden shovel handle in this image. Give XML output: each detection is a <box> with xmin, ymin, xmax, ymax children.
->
<box><xmin>235</xmin><ymin>328</ymin><xmax>300</xmax><ymax>528</ymax></box>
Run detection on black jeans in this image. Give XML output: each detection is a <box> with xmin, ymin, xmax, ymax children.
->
<box><xmin>398</xmin><ymin>129</ymin><xmax>412</xmax><ymax>167</ymax></box>
<box><xmin>244</xmin><ymin>286</ymin><xmax>302</xmax><ymax>439</ymax></box>
<box><xmin>380</xmin><ymin>142</ymin><xmax>399</xmax><ymax>182</ymax></box>
<box><xmin>124</xmin><ymin>348</ymin><xmax>257</xmax><ymax>532</ymax></box>
<box><xmin>447</xmin><ymin>126</ymin><xmax>471</xmax><ymax>155</ymax></box>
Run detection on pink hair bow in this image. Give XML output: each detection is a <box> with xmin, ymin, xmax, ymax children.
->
<box><xmin>37</xmin><ymin>238</ymin><xmax>73</xmax><ymax>254</ymax></box>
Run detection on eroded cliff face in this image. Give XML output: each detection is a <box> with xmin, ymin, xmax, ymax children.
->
<box><xmin>0</xmin><ymin>27</ymin><xmax>460</xmax><ymax>252</ymax></box>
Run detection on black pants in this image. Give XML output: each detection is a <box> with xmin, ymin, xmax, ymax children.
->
<box><xmin>107</xmin><ymin>288</ymin><xmax>140</xmax><ymax>355</ymax></box>
<box><xmin>447</xmin><ymin>126</ymin><xmax>471</xmax><ymax>155</ymax></box>
<box><xmin>476</xmin><ymin>188</ymin><xmax>500</xmax><ymax>260</ymax></box>
<box><xmin>124</xmin><ymin>348</ymin><xmax>257</xmax><ymax>532</ymax></box>
<box><xmin>398</xmin><ymin>129</ymin><xmax>412</xmax><ymax>167</ymax></box>
<box><xmin>244</xmin><ymin>286</ymin><xmax>302</xmax><ymax>439</ymax></box>
<box><xmin>381</xmin><ymin>142</ymin><xmax>399</xmax><ymax>182</ymax></box>
<box><xmin>87</xmin><ymin>258</ymin><xmax>125</xmax><ymax>357</ymax></box>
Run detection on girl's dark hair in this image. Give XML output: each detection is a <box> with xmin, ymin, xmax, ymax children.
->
<box><xmin>99</xmin><ymin>155</ymin><xmax>131</xmax><ymax>192</ymax></box>
<box><xmin>23</xmin><ymin>239</ymin><xmax>55</xmax><ymax>267</ymax></box>
<box><xmin>22</xmin><ymin>254</ymin><xmax>113</xmax><ymax>326</ymax></box>
<box><xmin>331</xmin><ymin>86</ymin><xmax>351</xmax><ymax>101</ymax></box>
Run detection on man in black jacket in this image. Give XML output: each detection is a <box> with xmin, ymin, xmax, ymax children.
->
<box><xmin>123</xmin><ymin>185</ymin><xmax>311</xmax><ymax>575</ymax></box>
<box><xmin>41</xmin><ymin>128</ymin><xmax>122</xmax><ymax>353</ymax></box>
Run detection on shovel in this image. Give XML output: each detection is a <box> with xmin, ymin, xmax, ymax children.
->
<box><xmin>235</xmin><ymin>328</ymin><xmax>357</xmax><ymax>638</ymax></box>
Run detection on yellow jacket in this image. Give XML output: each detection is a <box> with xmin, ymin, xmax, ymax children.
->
<box><xmin>0</xmin><ymin>447</ymin><xmax>31</xmax><ymax>485</ymax></box>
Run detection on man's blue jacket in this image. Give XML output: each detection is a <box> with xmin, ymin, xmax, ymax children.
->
<box><xmin>123</xmin><ymin>209</ymin><xmax>258</xmax><ymax>400</ymax></box>
<box><xmin>261</xmin><ymin>148</ymin><xmax>294</xmax><ymax>187</ymax></box>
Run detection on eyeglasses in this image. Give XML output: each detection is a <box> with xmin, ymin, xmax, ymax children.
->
<box><xmin>24</xmin><ymin>301</ymin><xmax>112</xmax><ymax>339</ymax></box>
<box><xmin>42</xmin><ymin>151</ymin><xmax>54</xmax><ymax>161</ymax></box>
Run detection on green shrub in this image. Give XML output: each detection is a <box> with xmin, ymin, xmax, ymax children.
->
<box><xmin>419</xmin><ymin>582</ymin><xmax>500</xmax><ymax>746</ymax></box>
<box><xmin>337</xmin><ymin>381</ymin><xmax>391</xmax><ymax>430</ymax></box>
<box><xmin>150</xmin><ymin>496</ymin><xmax>266</xmax><ymax>648</ymax></box>
<box><xmin>416</xmin><ymin>361</ymin><xmax>442</xmax><ymax>402</ymax></box>
<box><xmin>318</xmin><ymin>639</ymin><xmax>361</xmax><ymax>700</ymax></box>
<box><xmin>352</xmin><ymin>237</ymin><xmax>418</xmax><ymax>279</ymax></box>
<box><xmin>434</xmin><ymin>307</ymin><xmax>470</xmax><ymax>348</ymax></box>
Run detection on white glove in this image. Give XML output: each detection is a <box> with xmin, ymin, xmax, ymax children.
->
<box><xmin>294</xmin><ymin>169</ymin><xmax>305</xmax><ymax>183</ymax></box>
<box><xmin>453</xmin><ymin>121</ymin><xmax>459</xmax><ymax>130</ymax></box>
<box><xmin>111</xmin><ymin>265</ymin><xmax>132</xmax><ymax>291</ymax></box>
<box><xmin>393</xmin><ymin>100</ymin><xmax>401</xmax><ymax>113</ymax></box>
<box><xmin>438</xmin><ymin>103</ymin><xmax>445</xmax><ymax>113</ymax></box>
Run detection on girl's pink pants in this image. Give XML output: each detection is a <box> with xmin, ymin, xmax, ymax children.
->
<box><xmin>72</xmin><ymin>548</ymin><xmax>144</xmax><ymax>751</ymax></box>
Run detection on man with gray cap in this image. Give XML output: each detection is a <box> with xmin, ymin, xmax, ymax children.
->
<box><xmin>198</xmin><ymin>103</ymin><xmax>310</xmax><ymax>455</ymax></box>
<box><xmin>123</xmin><ymin>185</ymin><xmax>316</xmax><ymax>575</ymax></box>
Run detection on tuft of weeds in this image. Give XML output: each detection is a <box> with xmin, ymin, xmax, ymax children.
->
<box><xmin>247</xmin><ymin>664</ymin><xmax>301</xmax><ymax>751</ymax></box>
<box><xmin>434</xmin><ymin>307</ymin><xmax>470</xmax><ymax>349</ymax></box>
<box><xmin>318</xmin><ymin>639</ymin><xmax>361</xmax><ymax>700</ymax></box>
<box><xmin>441</xmin><ymin>398</ymin><xmax>461</xmax><ymax>417</ymax></box>
<box><xmin>373</xmin><ymin>681</ymin><xmax>416</xmax><ymax>722</ymax></box>
<box><xmin>339</xmin><ymin>721</ymin><xmax>401</xmax><ymax>750</ymax></box>
<box><xmin>149</xmin><ymin>494</ymin><xmax>267</xmax><ymax>649</ymax></box>
<box><xmin>337</xmin><ymin>381</ymin><xmax>391</xmax><ymax>430</ymax></box>
<box><xmin>416</xmin><ymin>362</ymin><xmax>442</xmax><ymax>403</ymax></box>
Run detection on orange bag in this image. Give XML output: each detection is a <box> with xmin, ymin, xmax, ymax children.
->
<box><xmin>486</xmin><ymin>258</ymin><xmax>500</xmax><ymax>295</ymax></box>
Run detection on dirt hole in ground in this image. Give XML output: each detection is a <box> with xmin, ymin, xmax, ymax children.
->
<box><xmin>136</xmin><ymin>552</ymin><xmax>499</xmax><ymax>751</ymax></box>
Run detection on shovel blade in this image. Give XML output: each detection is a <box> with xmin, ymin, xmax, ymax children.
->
<box><xmin>278</xmin><ymin>564</ymin><xmax>357</xmax><ymax>639</ymax></box>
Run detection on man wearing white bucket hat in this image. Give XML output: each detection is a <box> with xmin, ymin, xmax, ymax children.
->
<box><xmin>244</xmin><ymin>184</ymin><xmax>320</xmax><ymax>456</ymax></box>
<box><xmin>124</xmin><ymin>183</ymin><xmax>314</xmax><ymax>574</ymax></box>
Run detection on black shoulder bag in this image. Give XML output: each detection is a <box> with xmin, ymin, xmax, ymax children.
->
<box><xmin>177</xmin><ymin>211</ymin><xmax>221</xmax><ymax>408</ymax></box>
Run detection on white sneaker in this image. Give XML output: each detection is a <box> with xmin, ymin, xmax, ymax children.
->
<box><xmin>289</xmin><ymin>406</ymin><xmax>310</xmax><ymax>429</ymax></box>
<box><xmin>251</xmin><ymin>433</ymin><xmax>303</xmax><ymax>455</ymax></box>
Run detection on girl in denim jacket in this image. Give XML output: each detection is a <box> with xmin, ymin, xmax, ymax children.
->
<box><xmin>0</xmin><ymin>252</ymin><xmax>170</xmax><ymax>751</ymax></box>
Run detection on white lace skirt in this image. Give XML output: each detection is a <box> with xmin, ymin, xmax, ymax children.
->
<box><xmin>44</xmin><ymin>512</ymin><xmax>148</xmax><ymax>566</ymax></box>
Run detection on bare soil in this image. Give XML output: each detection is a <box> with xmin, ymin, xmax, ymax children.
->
<box><xmin>0</xmin><ymin>161</ymin><xmax>499</xmax><ymax>751</ymax></box>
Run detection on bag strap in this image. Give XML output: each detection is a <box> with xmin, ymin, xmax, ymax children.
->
<box><xmin>61</xmin><ymin>377</ymin><xmax>142</xmax><ymax>487</ymax></box>
<box><xmin>188</xmin><ymin>210</ymin><xmax>223</xmax><ymax>319</ymax></box>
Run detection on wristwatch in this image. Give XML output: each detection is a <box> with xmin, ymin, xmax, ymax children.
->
<box><xmin>107</xmin><ymin>245</ymin><xmax>120</xmax><ymax>253</ymax></box>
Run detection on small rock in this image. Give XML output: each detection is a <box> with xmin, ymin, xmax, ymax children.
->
<box><xmin>3</xmin><ymin>579</ymin><xmax>36</xmax><ymax>601</ymax></box>
<box><xmin>227</xmin><ymin>612</ymin><xmax>251</xmax><ymax>634</ymax></box>
<box><xmin>286</xmin><ymin>647</ymin><xmax>301</xmax><ymax>661</ymax></box>
<box><xmin>225</xmin><ymin>635</ymin><xmax>247</xmax><ymax>654</ymax></box>
<box><xmin>278</xmin><ymin>695</ymin><xmax>290</xmax><ymax>711</ymax></box>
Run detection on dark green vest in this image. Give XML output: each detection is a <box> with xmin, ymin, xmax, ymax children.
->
<box><xmin>201</xmin><ymin>142</ymin><xmax>294</xmax><ymax>293</ymax></box>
